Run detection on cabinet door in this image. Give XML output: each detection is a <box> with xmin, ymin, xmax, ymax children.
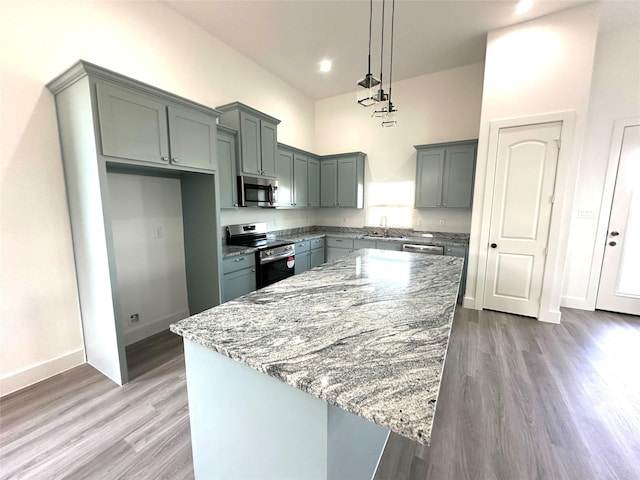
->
<box><xmin>260</xmin><ymin>120</ymin><xmax>278</xmax><ymax>177</ymax></box>
<box><xmin>275</xmin><ymin>147</ymin><xmax>294</xmax><ymax>207</ymax></box>
<box><xmin>326</xmin><ymin>247</ymin><xmax>351</xmax><ymax>262</ymax></box>
<box><xmin>310</xmin><ymin>248</ymin><xmax>325</xmax><ymax>268</ymax></box>
<box><xmin>354</xmin><ymin>239</ymin><xmax>376</xmax><ymax>249</ymax></box>
<box><xmin>96</xmin><ymin>82</ymin><xmax>169</xmax><ymax>165</ymax></box>
<box><xmin>294</xmin><ymin>251</ymin><xmax>311</xmax><ymax>275</ymax></box>
<box><xmin>217</xmin><ymin>129</ymin><xmax>238</xmax><ymax>209</ymax></box>
<box><xmin>337</xmin><ymin>157</ymin><xmax>357</xmax><ymax>207</ymax></box>
<box><xmin>168</xmin><ymin>106</ymin><xmax>217</xmax><ymax>171</ymax></box>
<box><xmin>320</xmin><ymin>159</ymin><xmax>338</xmax><ymax>207</ymax></box>
<box><xmin>239</xmin><ymin>111</ymin><xmax>262</xmax><ymax>175</ymax></box>
<box><xmin>222</xmin><ymin>267</ymin><xmax>256</xmax><ymax>303</ymax></box>
<box><xmin>415</xmin><ymin>149</ymin><xmax>445</xmax><ymax>207</ymax></box>
<box><xmin>307</xmin><ymin>157</ymin><xmax>320</xmax><ymax>207</ymax></box>
<box><xmin>442</xmin><ymin>146</ymin><xmax>475</xmax><ymax>208</ymax></box>
<box><xmin>376</xmin><ymin>241</ymin><xmax>403</xmax><ymax>251</ymax></box>
<box><xmin>293</xmin><ymin>153</ymin><xmax>308</xmax><ymax>208</ymax></box>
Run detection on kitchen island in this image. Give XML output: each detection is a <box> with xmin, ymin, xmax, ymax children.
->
<box><xmin>171</xmin><ymin>249</ymin><xmax>463</xmax><ymax>479</ymax></box>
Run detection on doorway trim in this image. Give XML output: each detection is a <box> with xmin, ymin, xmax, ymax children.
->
<box><xmin>469</xmin><ymin>111</ymin><xmax>577</xmax><ymax>323</ymax></box>
<box><xmin>587</xmin><ymin>117</ymin><xmax>640</xmax><ymax>309</ymax></box>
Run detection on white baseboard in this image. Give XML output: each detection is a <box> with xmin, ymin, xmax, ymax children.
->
<box><xmin>560</xmin><ymin>296</ymin><xmax>596</xmax><ymax>311</ymax></box>
<box><xmin>123</xmin><ymin>309</ymin><xmax>190</xmax><ymax>346</ymax></box>
<box><xmin>0</xmin><ymin>349</ymin><xmax>85</xmax><ymax>397</ymax></box>
<box><xmin>462</xmin><ymin>296</ymin><xmax>478</xmax><ymax>309</ymax></box>
<box><xmin>538</xmin><ymin>309</ymin><xmax>562</xmax><ymax>324</ymax></box>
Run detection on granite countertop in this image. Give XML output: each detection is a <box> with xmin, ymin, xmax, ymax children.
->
<box><xmin>223</xmin><ymin>229</ymin><xmax>469</xmax><ymax>257</ymax></box>
<box><xmin>171</xmin><ymin>249</ymin><xmax>463</xmax><ymax>445</ymax></box>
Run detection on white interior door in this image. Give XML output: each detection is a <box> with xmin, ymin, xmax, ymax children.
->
<box><xmin>596</xmin><ymin>124</ymin><xmax>640</xmax><ymax>315</ymax></box>
<box><xmin>484</xmin><ymin>122</ymin><xmax>562</xmax><ymax>317</ymax></box>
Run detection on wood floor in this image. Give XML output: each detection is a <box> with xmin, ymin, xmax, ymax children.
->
<box><xmin>1</xmin><ymin>307</ymin><xmax>639</xmax><ymax>479</ymax></box>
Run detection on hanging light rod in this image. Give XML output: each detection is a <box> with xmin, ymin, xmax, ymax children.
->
<box><xmin>356</xmin><ymin>0</ymin><xmax>380</xmax><ymax>107</ymax></box>
<box><xmin>382</xmin><ymin>0</ymin><xmax>397</xmax><ymax>127</ymax></box>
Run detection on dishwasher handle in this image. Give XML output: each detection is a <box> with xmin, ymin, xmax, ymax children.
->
<box><xmin>402</xmin><ymin>244</ymin><xmax>444</xmax><ymax>255</ymax></box>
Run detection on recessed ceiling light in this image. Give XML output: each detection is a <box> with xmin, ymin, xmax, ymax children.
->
<box><xmin>319</xmin><ymin>59</ymin><xmax>332</xmax><ymax>73</ymax></box>
<box><xmin>515</xmin><ymin>0</ymin><xmax>534</xmax><ymax>14</ymax></box>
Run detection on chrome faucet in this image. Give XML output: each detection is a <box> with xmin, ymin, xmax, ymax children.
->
<box><xmin>380</xmin><ymin>215</ymin><xmax>388</xmax><ymax>237</ymax></box>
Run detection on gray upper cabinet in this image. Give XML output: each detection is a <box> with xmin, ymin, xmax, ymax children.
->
<box><xmin>320</xmin><ymin>159</ymin><xmax>338</xmax><ymax>207</ymax></box>
<box><xmin>307</xmin><ymin>157</ymin><xmax>320</xmax><ymax>207</ymax></box>
<box><xmin>415</xmin><ymin>140</ymin><xmax>477</xmax><ymax>208</ymax></box>
<box><xmin>97</xmin><ymin>82</ymin><xmax>217</xmax><ymax>172</ymax></box>
<box><xmin>293</xmin><ymin>152</ymin><xmax>308</xmax><ymax>208</ymax></box>
<box><xmin>217</xmin><ymin>125</ymin><xmax>238</xmax><ymax>209</ymax></box>
<box><xmin>217</xmin><ymin>102</ymin><xmax>280</xmax><ymax>178</ymax></box>
<box><xmin>276</xmin><ymin>146</ymin><xmax>294</xmax><ymax>207</ymax></box>
<box><xmin>321</xmin><ymin>152</ymin><xmax>366</xmax><ymax>208</ymax></box>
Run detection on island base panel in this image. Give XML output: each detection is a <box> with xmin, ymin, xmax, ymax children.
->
<box><xmin>184</xmin><ymin>339</ymin><xmax>389</xmax><ymax>479</ymax></box>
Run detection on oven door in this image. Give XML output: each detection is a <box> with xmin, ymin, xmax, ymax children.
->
<box><xmin>257</xmin><ymin>253</ymin><xmax>295</xmax><ymax>288</ymax></box>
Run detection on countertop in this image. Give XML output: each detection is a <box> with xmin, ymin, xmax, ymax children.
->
<box><xmin>171</xmin><ymin>249</ymin><xmax>463</xmax><ymax>445</ymax></box>
<box><xmin>222</xmin><ymin>229</ymin><xmax>469</xmax><ymax>257</ymax></box>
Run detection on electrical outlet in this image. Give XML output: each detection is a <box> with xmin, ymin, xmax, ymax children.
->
<box><xmin>416</xmin><ymin>218</ymin><xmax>422</xmax><ymax>226</ymax></box>
<box><xmin>439</xmin><ymin>219</ymin><xmax>445</xmax><ymax>227</ymax></box>
<box><xmin>153</xmin><ymin>225</ymin><xmax>164</xmax><ymax>238</ymax></box>
<box><xmin>130</xmin><ymin>313</ymin><xmax>139</xmax><ymax>324</ymax></box>
<box><xmin>578</xmin><ymin>209</ymin><xmax>595</xmax><ymax>219</ymax></box>
<box><xmin>343</xmin><ymin>217</ymin><xmax>347</xmax><ymax>224</ymax></box>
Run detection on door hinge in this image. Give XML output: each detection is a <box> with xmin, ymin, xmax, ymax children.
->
<box><xmin>550</xmin><ymin>195</ymin><xmax>555</xmax><ymax>204</ymax></box>
<box><xmin>555</xmin><ymin>139</ymin><xmax>561</xmax><ymax>149</ymax></box>
<box><xmin>543</xmin><ymin>247</ymin><xmax>547</xmax><ymax>256</ymax></box>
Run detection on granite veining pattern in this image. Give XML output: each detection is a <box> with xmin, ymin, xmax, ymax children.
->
<box><xmin>172</xmin><ymin>249</ymin><xmax>462</xmax><ymax>445</ymax></box>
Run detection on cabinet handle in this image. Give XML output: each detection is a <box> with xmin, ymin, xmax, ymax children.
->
<box><xmin>233</xmin><ymin>203</ymin><xmax>238</xmax><ymax>207</ymax></box>
<box><xmin>252</xmin><ymin>268</ymin><xmax>256</xmax><ymax>272</ymax></box>
<box><xmin>161</xmin><ymin>156</ymin><xmax>169</xmax><ymax>162</ymax></box>
<box><xmin>234</xmin><ymin>257</ymin><xmax>245</xmax><ymax>262</ymax></box>
<box><xmin>172</xmin><ymin>157</ymin><xmax>179</xmax><ymax>163</ymax></box>
<box><xmin>443</xmin><ymin>203</ymin><xmax>447</xmax><ymax>206</ymax></box>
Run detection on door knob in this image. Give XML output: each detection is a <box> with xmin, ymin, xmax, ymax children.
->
<box><xmin>609</xmin><ymin>241</ymin><xmax>617</xmax><ymax>247</ymax></box>
<box><xmin>490</xmin><ymin>243</ymin><xmax>497</xmax><ymax>248</ymax></box>
<box><xmin>610</xmin><ymin>231</ymin><xmax>619</xmax><ymax>236</ymax></box>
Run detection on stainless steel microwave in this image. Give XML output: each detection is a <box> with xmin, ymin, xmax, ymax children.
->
<box><xmin>237</xmin><ymin>176</ymin><xmax>278</xmax><ymax>207</ymax></box>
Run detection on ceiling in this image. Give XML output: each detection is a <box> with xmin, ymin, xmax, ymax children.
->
<box><xmin>164</xmin><ymin>0</ymin><xmax>637</xmax><ymax>100</ymax></box>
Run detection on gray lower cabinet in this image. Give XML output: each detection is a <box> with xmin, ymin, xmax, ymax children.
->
<box><xmin>295</xmin><ymin>238</ymin><xmax>326</xmax><ymax>273</ymax></box>
<box><xmin>320</xmin><ymin>153</ymin><xmax>366</xmax><ymax>208</ymax></box>
<box><xmin>309</xmin><ymin>237</ymin><xmax>325</xmax><ymax>268</ymax></box>
<box><xmin>222</xmin><ymin>253</ymin><xmax>256</xmax><ymax>303</ymax></box>
<box><xmin>97</xmin><ymin>82</ymin><xmax>218</xmax><ymax>172</ymax></box>
<box><xmin>444</xmin><ymin>246</ymin><xmax>468</xmax><ymax>304</ymax></box>
<box><xmin>217</xmin><ymin>102</ymin><xmax>280</xmax><ymax>178</ymax></box>
<box><xmin>217</xmin><ymin>126</ymin><xmax>239</xmax><ymax>209</ymax></box>
<box><xmin>47</xmin><ymin>61</ymin><xmax>223</xmax><ymax>386</ymax></box>
<box><xmin>326</xmin><ymin>237</ymin><xmax>354</xmax><ymax>262</ymax></box>
<box><xmin>294</xmin><ymin>240</ymin><xmax>311</xmax><ymax>274</ymax></box>
<box><xmin>415</xmin><ymin>140</ymin><xmax>477</xmax><ymax>208</ymax></box>
<box><xmin>354</xmin><ymin>239</ymin><xmax>402</xmax><ymax>251</ymax></box>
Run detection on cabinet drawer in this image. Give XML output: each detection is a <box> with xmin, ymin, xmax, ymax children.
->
<box><xmin>445</xmin><ymin>246</ymin><xmax>466</xmax><ymax>257</ymax></box>
<box><xmin>310</xmin><ymin>237</ymin><xmax>325</xmax><ymax>249</ymax></box>
<box><xmin>327</xmin><ymin>237</ymin><xmax>354</xmax><ymax>248</ymax></box>
<box><xmin>354</xmin><ymin>239</ymin><xmax>376</xmax><ymax>249</ymax></box>
<box><xmin>222</xmin><ymin>253</ymin><xmax>256</xmax><ymax>274</ymax></box>
<box><xmin>295</xmin><ymin>240</ymin><xmax>310</xmax><ymax>253</ymax></box>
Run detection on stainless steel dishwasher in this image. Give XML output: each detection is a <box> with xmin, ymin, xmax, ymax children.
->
<box><xmin>402</xmin><ymin>244</ymin><xmax>444</xmax><ymax>255</ymax></box>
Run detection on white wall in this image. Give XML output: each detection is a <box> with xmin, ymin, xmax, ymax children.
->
<box><xmin>465</xmin><ymin>4</ymin><xmax>600</xmax><ymax>322</ymax></box>
<box><xmin>314</xmin><ymin>63</ymin><xmax>485</xmax><ymax>233</ymax></box>
<box><xmin>0</xmin><ymin>0</ymin><xmax>316</xmax><ymax>395</ymax></box>
<box><xmin>561</xmin><ymin>23</ymin><xmax>640</xmax><ymax>309</ymax></box>
<box><xmin>108</xmin><ymin>173</ymin><xmax>190</xmax><ymax>346</ymax></box>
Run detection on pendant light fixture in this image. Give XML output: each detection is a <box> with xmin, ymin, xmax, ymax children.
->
<box><xmin>372</xmin><ymin>0</ymin><xmax>388</xmax><ymax>116</ymax></box>
<box><xmin>368</xmin><ymin>0</ymin><xmax>398</xmax><ymax>127</ymax></box>
<box><xmin>381</xmin><ymin>0</ymin><xmax>398</xmax><ymax>127</ymax></box>
<box><xmin>356</xmin><ymin>0</ymin><xmax>380</xmax><ymax>107</ymax></box>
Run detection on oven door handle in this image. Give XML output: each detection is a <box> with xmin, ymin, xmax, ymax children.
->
<box><xmin>260</xmin><ymin>251</ymin><xmax>294</xmax><ymax>265</ymax></box>
<box><xmin>268</xmin><ymin>185</ymin><xmax>275</xmax><ymax>205</ymax></box>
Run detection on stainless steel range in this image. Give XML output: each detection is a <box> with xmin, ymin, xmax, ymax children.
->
<box><xmin>226</xmin><ymin>223</ymin><xmax>295</xmax><ymax>288</ymax></box>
